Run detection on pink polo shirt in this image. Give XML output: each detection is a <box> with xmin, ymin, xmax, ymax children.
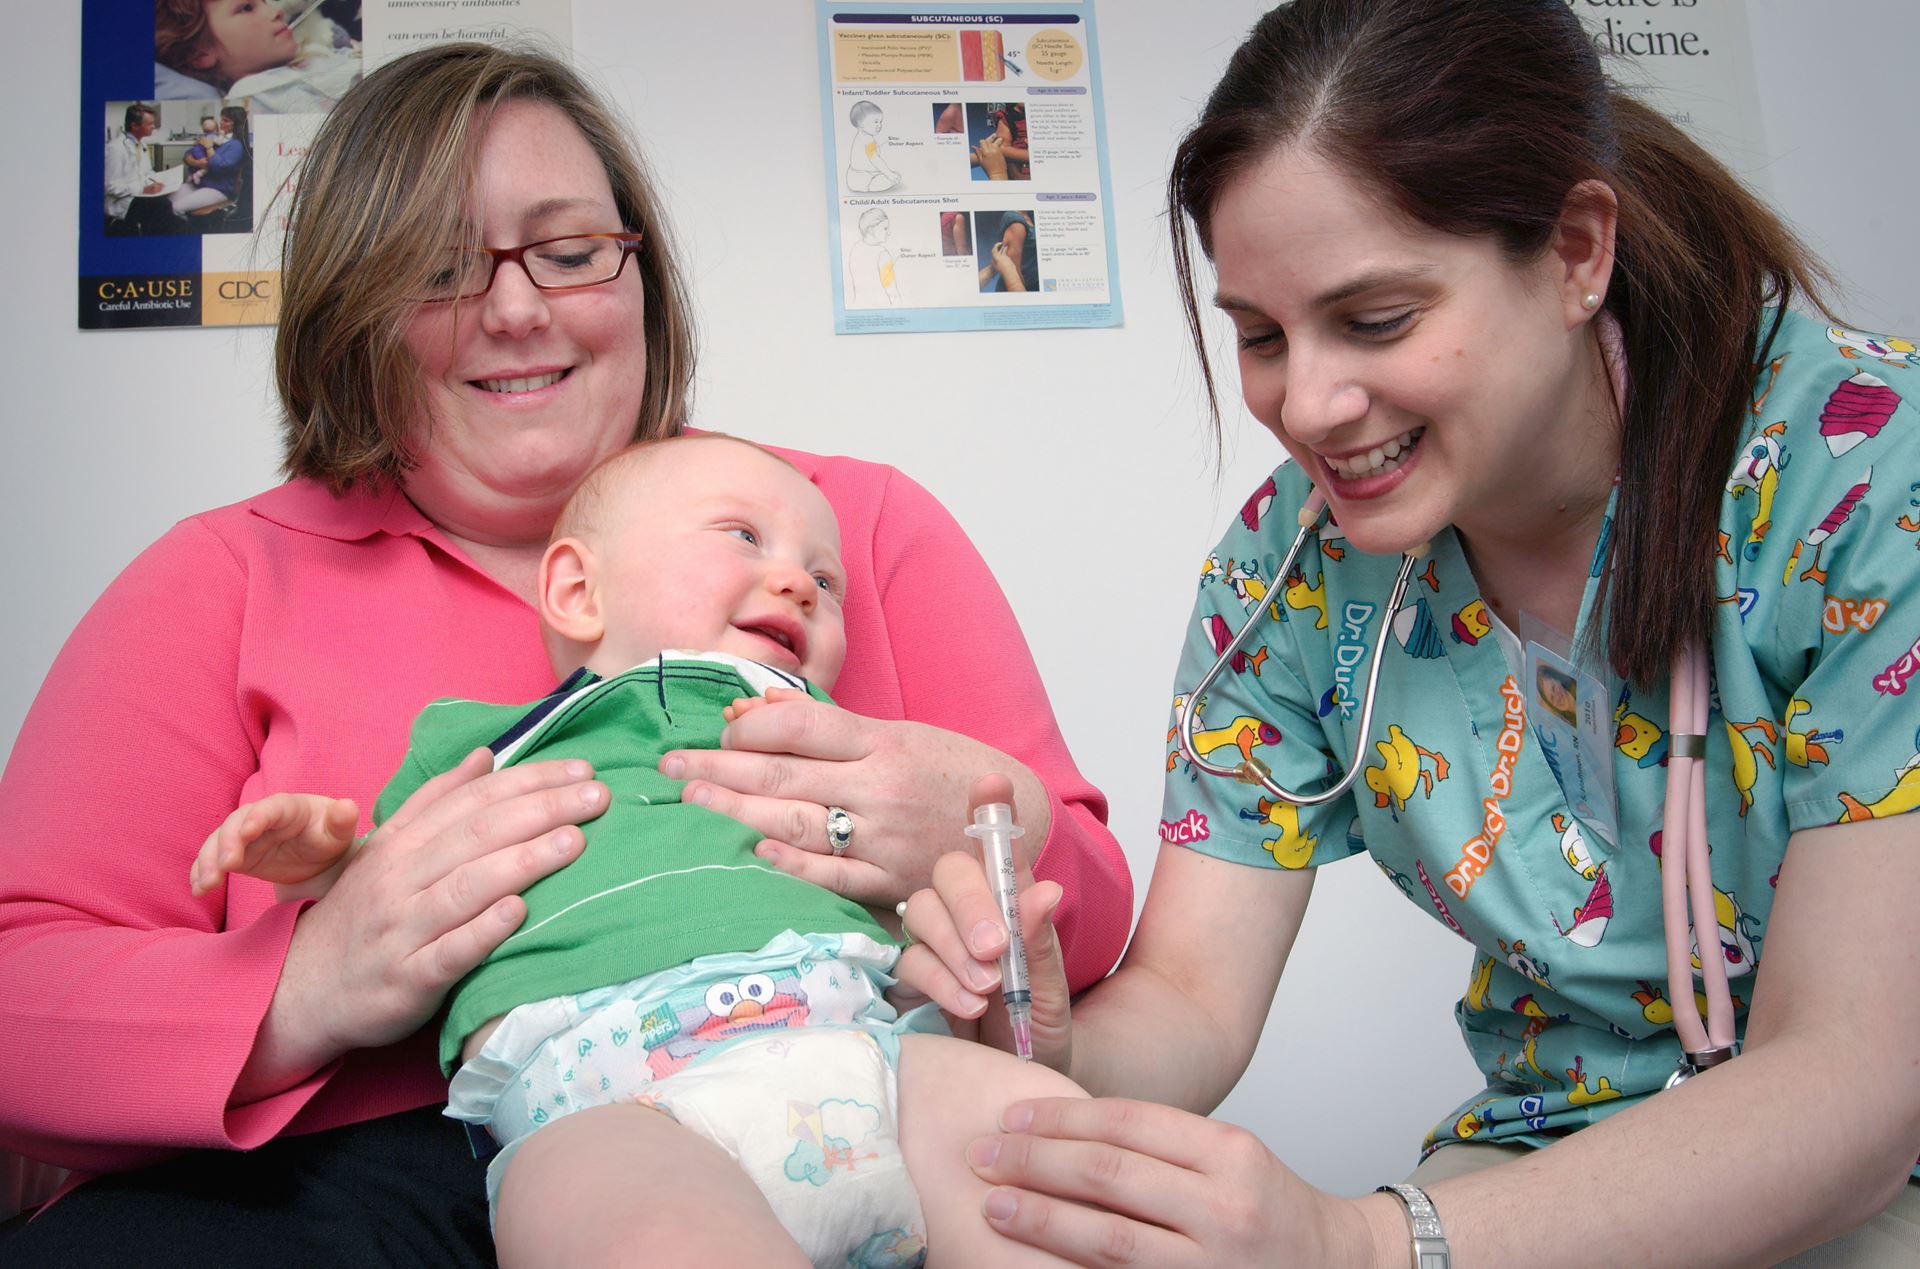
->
<box><xmin>0</xmin><ymin>446</ymin><xmax>1127</xmax><ymax>1175</ymax></box>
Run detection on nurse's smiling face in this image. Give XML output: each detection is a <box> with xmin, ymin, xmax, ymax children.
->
<box><xmin>1208</xmin><ymin>145</ymin><xmax>1613</xmax><ymax>559</ymax></box>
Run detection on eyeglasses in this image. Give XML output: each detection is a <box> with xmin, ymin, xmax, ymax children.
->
<box><xmin>418</xmin><ymin>230</ymin><xmax>645</xmax><ymax>302</ymax></box>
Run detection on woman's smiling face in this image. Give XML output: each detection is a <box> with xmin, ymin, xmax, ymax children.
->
<box><xmin>1208</xmin><ymin>144</ymin><xmax>1601</xmax><ymax>558</ymax></box>
<box><xmin>399</xmin><ymin>99</ymin><xmax>649</xmax><ymax>547</ymax></box>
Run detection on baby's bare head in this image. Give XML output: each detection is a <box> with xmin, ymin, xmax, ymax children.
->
<box><xmin>540</xmin><ymin>435</ymin><xmax>848</xmax><ymax>687</ymax></box>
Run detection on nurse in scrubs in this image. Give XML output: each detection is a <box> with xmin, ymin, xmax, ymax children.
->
<box><xmin>900</xmin><ymin>1</ymin><xmax>1920</xmax><ymax>1264</ymax></box>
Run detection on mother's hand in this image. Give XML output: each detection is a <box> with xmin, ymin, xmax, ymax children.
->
<box><xmin>967</xmin><ymin>1098</ymin><xmax>1380</xmax><ymax>1267</ymax></box>
<box><xmin>662</xmin><ymin>688</ymin><xmax>1052</xmax><ymax>905</ymax></box>
<box><xmin>237</xmin><ymin>749</ymin><xmax>607</xmax><ymax>1099</ymax></box>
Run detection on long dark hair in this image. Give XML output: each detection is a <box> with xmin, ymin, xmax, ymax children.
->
<box><xmin>219</xmin><ymin>105</ymin><xmax>249</xmax><ymax>159</ymax></box>
<box><xmin>1169</xmin><ymin>0</ymin><xmax>1832</xmax><ymax>684</ymax></box>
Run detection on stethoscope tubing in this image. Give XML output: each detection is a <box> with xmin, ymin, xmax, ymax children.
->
<box><xmin>1178</xmin><ymin>482</ymin><xmax>1736</xmax><ymax>1085</ymax></box>
<box><xmin>1176</xmin><ymin>491</ymin><xmax>1426</xmax><ymax>806</ymax></box>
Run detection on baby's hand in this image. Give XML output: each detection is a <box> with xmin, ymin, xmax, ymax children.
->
<box><xmin>718</xmin><ymin>687</ymin><xmax>791</xmax><ymax>725</ymax></box>
<box><xmin>190</xmin><ymin>793</ymin><xmax>360</xmax><ymax>897</ymax></box>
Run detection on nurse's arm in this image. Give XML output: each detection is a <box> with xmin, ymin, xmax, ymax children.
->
<box><xmin>1385</xmin><ymin>813</ymin><xmax>1920</xmax><ymax>1267</ymax></box>
<box><xmin>1066</xmin><ymin>845</ymin><xmax>1315</xmax><ymax>1110</ymax></box>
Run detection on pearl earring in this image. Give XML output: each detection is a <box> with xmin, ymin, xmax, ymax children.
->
<box><xmin>1581</xmin><ymin>293</ymin><xmax>1601</xmax><ymax>311</ymax></box>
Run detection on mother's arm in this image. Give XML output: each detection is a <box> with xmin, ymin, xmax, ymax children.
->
<box><xmin>0</xmin><ymin>519</ymin><xmax>601</xmax><ymax>1171</ymax></box>
<box><xmin>667</xmin><ymin>460</ymin><xmax>1131</xmax><ymax>992</ymax></box>
<box><xmin>0</xmin><ymin>521</ymin><xmax>302</xmax><ymax>1172</ymax></box>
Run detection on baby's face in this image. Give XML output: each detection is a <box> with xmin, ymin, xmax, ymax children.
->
<box><xmin>202</xmin><ymin>0</ymin><xmax>296</xmax><ymax>81</ymax></box>
<box><xmin>858</xmin><ymin>112</ymin><xmax>883</xmax><ymax>135</ymax></box>
<box><xmin>588</xmin><ymin>442</ymin><xmax>848</xmax><ymax>687</ymax></box>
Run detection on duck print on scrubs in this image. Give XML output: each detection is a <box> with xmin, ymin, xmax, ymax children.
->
<box><xmin>1158</xmin><ymin>308</ymin><xmax>1920</xmax><ymax>1165</ymax></box>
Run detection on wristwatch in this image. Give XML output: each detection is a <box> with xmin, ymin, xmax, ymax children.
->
<box><xmin>1376</xmin><ymin>1182</ymin><xmax>1450</xmax><ymax>1269</ymax></box>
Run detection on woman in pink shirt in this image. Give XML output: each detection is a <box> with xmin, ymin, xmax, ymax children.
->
<box><xmin>0</xmin><ymin>43</ymin><xmax>1127</xmax><ymax>1263</ymax></box>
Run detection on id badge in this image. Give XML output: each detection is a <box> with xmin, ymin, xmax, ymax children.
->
<box><xmin>1520</xmin><ymin>621</ymin><xmax>1620</xmax><ymax>850</ymax></box>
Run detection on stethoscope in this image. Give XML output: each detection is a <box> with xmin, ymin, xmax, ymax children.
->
<box><xmin>1176</xmin><ymin>485</ymin><xmax>1737</xmax><ymax>1088</ymax></box>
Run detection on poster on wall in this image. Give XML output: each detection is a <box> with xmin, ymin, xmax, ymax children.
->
<box><xmin>1572</xmin><ymin>1</ymin><xmax>1767</xmax><ymax>185</ymax></box>
<box><xmin>78</xmin><ymin>0</ymin><xmax>570</xmax><ymax>331</ymax></box>
<box><xmin>817</xmin><ymin>1</ymin><xmax>1122</xmax><ymax>334</ymax></box>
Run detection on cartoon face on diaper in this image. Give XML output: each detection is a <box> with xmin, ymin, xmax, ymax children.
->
<box><xmin>643</xmin><ymin>967</ymin><xmax>812</xmax><ymax>1079</ymax></box>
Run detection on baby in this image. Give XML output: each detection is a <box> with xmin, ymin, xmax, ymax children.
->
<box><xmin>190</xmin><ymin>435</ymin><xmax>1078</xmax><ymax>1268</ymax></box>
<box><xmin>845</xmin><ymin>99</ymin><xmax>902</xmax><ymax>192</ymax></box>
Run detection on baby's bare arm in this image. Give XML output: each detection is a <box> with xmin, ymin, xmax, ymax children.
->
<box><xmin>189</xmin><ymin>792</ymin><xmax>361</xmax><ymax>902</ymax></box>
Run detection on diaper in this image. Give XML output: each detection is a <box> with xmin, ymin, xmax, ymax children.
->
<box><xmin>641</xmin><ymin>1028</ymin><xmax>928</xmax><ymax>1268</ymax></box>
<box><xmin>445</xmin><ymin>930</ymin><xmax>938</xmax><ymax>1265</ymax></box>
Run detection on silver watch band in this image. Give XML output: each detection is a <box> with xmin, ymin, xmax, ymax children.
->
<box><xmin>1376</xmin><ymin>1182</ymin><xmax>1450</xmax><ymax>1269</ymax></box>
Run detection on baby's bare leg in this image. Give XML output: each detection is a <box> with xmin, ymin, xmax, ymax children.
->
<box><xmin>898</xmin><ymin>1033</ymin><xmax>1086</xmax><ymax>1268</ymax></box>
<box><xmin>493</xmin><ymin>1102</ymin><xmax>809</xmax><ymax>1269</ymax></box>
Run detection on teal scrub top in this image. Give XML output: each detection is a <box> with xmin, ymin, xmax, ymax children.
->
<box><xmin>1160</xmin><ymin>308</ymin><xmax>1920</xmax><ymax>1159</ymax></box>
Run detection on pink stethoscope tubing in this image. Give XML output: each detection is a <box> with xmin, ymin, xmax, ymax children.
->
<box><xmin>1661</xmin><ymin>645</ymin><xmax>1739</xmax><ymax>1082</ymax></box>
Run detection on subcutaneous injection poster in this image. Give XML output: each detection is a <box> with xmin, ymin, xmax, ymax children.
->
<box><xmin>78</xmin><ymin>0</ymin><xmax>570</xmax><ymax>330</ymax></box>
<box><xmin>817</xmin><ymin>2</ymin><xmax>1123</xmax><ymax>334</ymax></box>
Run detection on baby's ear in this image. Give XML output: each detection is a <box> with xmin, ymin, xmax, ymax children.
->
<box><xmin>538</xmin><ymin>537</ymin><xmax>604</xmax><ymax>645</ymax></box>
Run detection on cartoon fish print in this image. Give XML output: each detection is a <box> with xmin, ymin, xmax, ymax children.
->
<box><xmin>1783</xmin><ymin>697</ymin><xmax>1844</xmax><ymax>768</ymax></box>
<box><xmin>1362</xmin><ymin>724</ymin><xmax>1450</xmax><ymax>817</ymax></box>
<box><xmin>1451</xmin><ymin>599</ymin><xmax>1492</xmax><ymax>646</ymax></box>
<box><xmin>1826</xmin><ymin>325</ymin><xmax>1920</xmax><ymax>370</ymax></box>
<box><xmin>1835</xmin><ymin>729</ymin><xmax>1920</xmax><ymax>822</ymax></box>
<box><xmin>1819</xmin><ymin>372</ymin><xmax>1902</xmax><ymax>457</ymax></box>
<box><xmin>1725</xmin><ymin>716</ymin><xmax>1778</xmax><ymax>817</ymax></box>
<box><xmin>1727</xmin><ymin>421</ymin><xmax>1788</xmax><ymax>561</ymax></box>
<box><xmin>1795</xmin><ymin>467</ymin><xmax>1872</xmax><ymax>585</ymax></box>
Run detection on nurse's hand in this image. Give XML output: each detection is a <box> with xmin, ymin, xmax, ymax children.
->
<box><xmin>236</xmin><ymin>750</ymin><xmax>608</xmax><ymax>1099</ymax></box>
<box><xmin>967</xmin><ymin>1097</ymin><xmax>1380</xmax><ymax>1267</ymax></box>
<box><xmin>663</xmin><ymin>689</ymin><xmax>1053</xmax><ymax>905</ymax></box>
<box><xmin>893</xmin><ymin>774</ymin><xmax>1074</xmax><ymax>1071</ymax></box>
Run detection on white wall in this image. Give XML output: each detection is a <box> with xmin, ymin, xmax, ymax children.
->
<box><xmin>3</xmin><ymin>0</ymin><xmax>1914</xmax><ymax>1198</ymax></box>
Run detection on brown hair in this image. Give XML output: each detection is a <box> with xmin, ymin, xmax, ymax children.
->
<box><xmin>1169</xmin><ymin>0</ymin><xmax>1832</xmax><ymax>684</ymax></box>
<box><xmin>275</xmin><ymin>42</ymin><xmax>697</xmax><ymax>492</ymax></box>
<box><xmin>153</xmin><ymin>0</ymin><xmax>214</xmax><ymax>85</ymax></box>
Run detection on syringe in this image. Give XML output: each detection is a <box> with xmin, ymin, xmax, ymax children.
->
<box><xmin>963</xmin><ymin>801</ymin><xmax>1032</xmax><ymax>1060</ymax></box>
